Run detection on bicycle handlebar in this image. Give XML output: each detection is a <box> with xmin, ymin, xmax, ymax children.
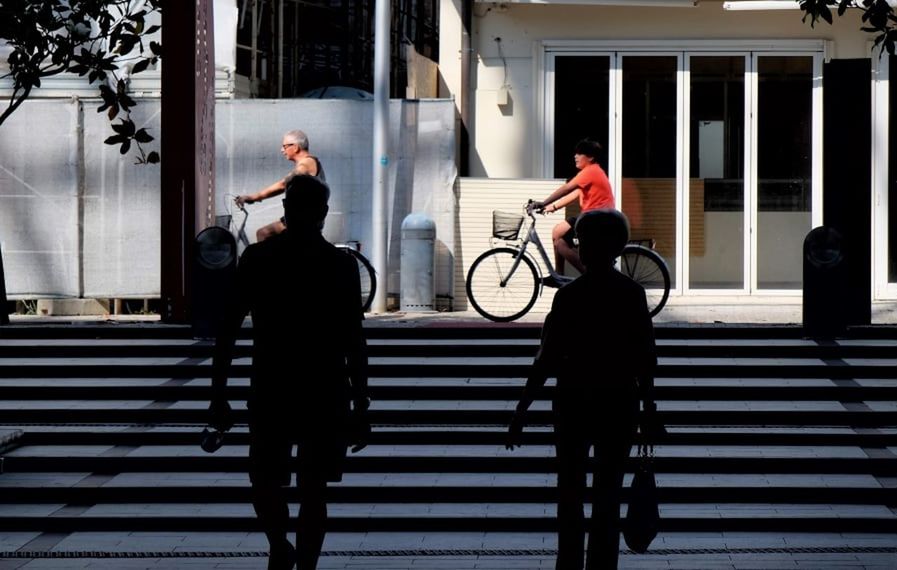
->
<box><xmin>525</xmin><ymin>199</ymin><xmax>545</xmax><ymax>218</ymax></box>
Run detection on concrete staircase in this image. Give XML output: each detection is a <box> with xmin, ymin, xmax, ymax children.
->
<box><xmin>0</xmin><ymin>324</ymin><xmax>895</xmax><ymax>534</ymax></box>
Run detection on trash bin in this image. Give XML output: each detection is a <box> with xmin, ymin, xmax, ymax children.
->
<box><xmin>193</xmin><ymin>226</ymin><xmax>237</xmax><ymax>339</ymax></box>
<box><xmin>803</xmin><ymin>226</ymin><xmax>847</xmax><ymax>338</ymax></box>
<box><xmin>400</xmin><ymin>213</ymin><xmax>436</xmax><ymax>312</ymax></box>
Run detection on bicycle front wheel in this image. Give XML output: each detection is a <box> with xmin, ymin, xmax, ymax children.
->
<box><xmin>466</xmin><ymin>247</ymin><xmax>539</xmax><ymax>322</ymax></box>
<box><xmin>619</xmin><ymin>245</ymin><xmax>670</xmax><ymax>317</ymax></box>
<box><xmin>339</xmin><ymin>246</ymin><xmax>377</xmax><ymax>312</ymax></box>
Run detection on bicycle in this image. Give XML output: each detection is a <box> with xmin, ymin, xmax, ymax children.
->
<box><xmin>222</xmin><ymin>194</ymin><xmax>377</xmax><ymax>312</ymax></box>
<box><xmin>465</xmin><ymin>201</ymin><xmax>671</xmax><ymax>322</ymax></box>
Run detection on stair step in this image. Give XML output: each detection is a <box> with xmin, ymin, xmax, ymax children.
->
<box><xmin>0</xmin><ymin>485</ymin><xmax>891</xmax><ymax>505</ymax></box>
<box><xmin>1</xmin><ymin>513</ymin><xmax>894</xmax><ymax>533</ymax></box>
<box><xmin>0</xmin><ymin>384</ymin><xmax>894</xmax><ymax>401</ymax></box>
<box><xmin>2</xmin><ymin>408</ymin><xmax>894</xmax><ymax>426</ymax></box>
<box><xmin>4</xmin><ymin>455</ymin><xmax>896</xmax><ymax>474</ymax></box>
<box><xmin>13</xmin><ymin>429</ymin><xmax>897</xmax><ymax>447</ymax></box>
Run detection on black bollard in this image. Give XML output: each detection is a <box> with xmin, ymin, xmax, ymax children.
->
<box><xmin>803</xmin><ymin>226</ymin><xmax>847</xmax><ymax>338</ymax></box>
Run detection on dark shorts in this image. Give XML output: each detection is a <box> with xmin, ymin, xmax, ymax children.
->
<box><xmin>247</xmin><ymin>405</ymin><xmax>349</xmax><ymax>487</ymax></box>
<box><xmin>562</xmin><ymin>216</ymin><xmax>578</xmax><ymax>248</ymax></box>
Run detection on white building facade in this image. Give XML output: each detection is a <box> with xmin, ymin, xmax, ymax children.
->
<box><xmin>439</xmin><ymin>0</ymin><xmax>896</xmax><ymax>312</ymax></box>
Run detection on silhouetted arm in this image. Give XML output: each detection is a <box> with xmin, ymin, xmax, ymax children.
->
<box><xmin>344</xmin><ymin>255</ymin><xmax>369</xmax><ymax>409</ymax></box>
<box><xmin>635</xmin><ymin>289</ymin><xmax>661</xmax><ymax>438</ymax></box>
<box><xmin>209</xmin><ymin>250</ymin><xmax>253</xmax><ymax>431</ymax></box>
<box><xmin>507</xmin><ymin>310</ymin><xmax>558</xmax><ymax>449</ymax></box>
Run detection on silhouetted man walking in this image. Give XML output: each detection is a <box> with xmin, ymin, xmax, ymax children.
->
<box><xmin>507</xmin><ymin>209</ymin><xmax>659</xmax><ymax>570</ymax></box>
<box><xmin>209</xmin><ymin>174</ymin><xmax>369</xmax><ymax>570</ymax></box>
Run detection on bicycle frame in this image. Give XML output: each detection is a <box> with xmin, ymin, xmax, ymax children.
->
<box><xmin>501</xmin><ymin>211</ymin><xmax>572</xmax><ymax>288</ymax></box>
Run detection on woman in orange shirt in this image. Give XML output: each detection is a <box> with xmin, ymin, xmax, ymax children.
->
<box><xmin>536</xmin><ymin>139</ymin><xmax>615</xmax><ymax>275</ymax></box>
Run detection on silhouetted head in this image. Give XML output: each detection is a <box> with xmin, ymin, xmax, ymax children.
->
<box><xmin>283</xmin><ymin>174</ymin><xmax>330</xmax><ymax>233</ymax></box>
<box><xmin>575</xmin><ymin>208</ymin><xmax>629</xmax><ymax>269</ymax></box>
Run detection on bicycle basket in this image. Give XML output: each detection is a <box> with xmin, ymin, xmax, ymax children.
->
<box><xmin>492</xmin><ymin>211</ymin><xmax>525</xmax><ymax>241</ymax></box>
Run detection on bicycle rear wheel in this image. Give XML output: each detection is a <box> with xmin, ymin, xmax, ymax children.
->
<box><xmin>619</xmin><ymin>245</ymin><xmax>670</xmax><ymax>317</ymax></box>
<box><xmin>339</xmin><ymin>246</ymin><xmax>377</xmax><ymax>312</ymax></box>
<box><xmin>466</xmin><ymin>247</ymin><xmax>539</xmax><ymax>322</ymax></box>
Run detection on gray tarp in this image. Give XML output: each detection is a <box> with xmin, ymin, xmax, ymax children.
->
<box><xmin>0</xmin><ymin>98</ymin><xmax>457</xmax><ymax>303</ymax></box>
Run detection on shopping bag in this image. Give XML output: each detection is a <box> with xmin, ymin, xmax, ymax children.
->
<box><xmin>623</xmin><ymin>444</ymin><xmax>659</xmax><ymax>553</ymax></box>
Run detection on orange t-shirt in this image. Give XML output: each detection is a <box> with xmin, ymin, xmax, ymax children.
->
<box><xmin>571</xmin><ymin>163</ymin><xmax>615</xmax><ymax>212</ymax></box>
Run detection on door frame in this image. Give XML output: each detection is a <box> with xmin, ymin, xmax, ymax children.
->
<box><xmin>872</xmin><ymin>52</ymin><xmax>896</xmax><ymax>299</ymax></box>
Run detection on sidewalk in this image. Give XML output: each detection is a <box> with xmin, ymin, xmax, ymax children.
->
<box><xmin>8</xmin><ymin>297</ymin><xmax>897</xmax><ymax>328</ymax></box>
<box><xmin>2</xmin><ymin>531</ymin><xmax>896</xmax><ymax>569</ymax></box>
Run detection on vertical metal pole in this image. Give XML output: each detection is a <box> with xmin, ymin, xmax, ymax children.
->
<box><xmin>251</xmin><ymin>0</ymin><xmax>258</xmax><ymax>94</ymax></box>
<box><xmin>371</xmin><ymin>0</ymin><xmax>390</xmax><ymax>313</ymax></box>
<box><xmin>0</xmin><ymin>245</ymin><xmax>8</xmax><ymax>325</ymax></box>
<box><xmin>277</xmin><ymin>0</ymin><xmax>284</xmax><ymax>98</ymax></box>
<box><xmin>459</xmin><ymin>0</ymin><xmax>471</xmax><ymax>176</ymax></box>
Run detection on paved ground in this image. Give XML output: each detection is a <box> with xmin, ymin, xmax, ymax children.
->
<box><xmin>2</xmin><ymin>531</ymin><xmax>897</xmax><ymax>569</ymax></box>
<box><xmin>9</xmin><ymin>296</ymin><xmax>897</xmax><ymax>327</ymax></box>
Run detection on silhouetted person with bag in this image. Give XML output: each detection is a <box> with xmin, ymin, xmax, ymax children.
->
<box><xmin>209</xmin><ymin>174</ymin><xmax>370</xmax><ymax>570</ymax></box>
<box><xmin>507</xmin><ymin>208</ymin><xmax>660</xmax><ymax>570</ymax></box>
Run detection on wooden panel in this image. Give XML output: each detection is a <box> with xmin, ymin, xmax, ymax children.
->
<box><xmin>621</xmin><ymin>178</ymin><xmax>705</xmax><ymax>259</ymax></box>
<box><xmin>455</xmin><ymin>178</ymin><xmax>564</xmax><ymax>314</ymax></box>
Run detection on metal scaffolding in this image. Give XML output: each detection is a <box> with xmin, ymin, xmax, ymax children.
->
<box><xmin>235</xmin><ymin>0</ymin><xmax>438</xmax><ymax>98</ymax></box>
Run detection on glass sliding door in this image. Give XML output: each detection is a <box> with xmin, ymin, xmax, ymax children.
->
<box><xmin>688</xmin><ymin>56</ymin><xmax>746</xmax><ymax>290</ymax></box>
<box><xmin>621</xmin><ymin>56</ymin><xmax>679</xmax><ymax>288</ymax></box>
<box><xmin>755</xmin><ymin>56</ymin><xmax>814</xmax><ymax>290</ymax></box>
<box><xmin>553</xmin><ymin>56</ymin><xmax>610</xmax><ymax>179</ymax></box>
<box><xmin>546</xmin><ymin>44</ymin><xmax>821</xmax><ymax>298</ymax></box>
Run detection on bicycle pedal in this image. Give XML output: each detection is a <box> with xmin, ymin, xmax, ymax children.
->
<box><xmin>540</xmin><ymin>275</ymin><xmax>562</xmax><ymax>288</ymax></box>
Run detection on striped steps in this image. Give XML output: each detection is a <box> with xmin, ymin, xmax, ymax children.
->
<box><xmin>0</xmin><ymin>323</ymin><xmax>894</xmax><ymax>534</ymax></box>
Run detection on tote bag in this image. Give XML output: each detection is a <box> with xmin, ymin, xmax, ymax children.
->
<box><xmin>623</xmin><ymin>444</ymin><xmax>659</xmax><ymax>553</ymax></box>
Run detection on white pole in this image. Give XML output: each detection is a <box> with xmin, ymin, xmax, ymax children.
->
<box><xmin>371</xmin><ymin>0</ymin><xmax>390</xmax><ymax>313</ymax></box>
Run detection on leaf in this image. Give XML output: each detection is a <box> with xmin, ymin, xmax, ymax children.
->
<box><xmin>145</xmin><ymin>25</ymin><xmax>161</xmax><ymax>35</ymax></box>
<box><xmin>104</xmin><ymin>135</ymin><xmax>125</xmax><ymax>145</ymax></box>
<box><xmin>149</xmin><ymin>41</ymin><xmax>162</xmax><ymax>56</ymax></box>
<box><xmin>117</xmin><ymin>34</ymin><xmax>138</xmax><ymax>55</ymax></box>
<box><xmin>131</xmin><ymin>58</ymin><xmax>150</xmax><ymax>74</ymax></box>
<box><xmin>107</xmin><ymin>104</ymin><xmax>119</xmax><ymax>120</ymax></box>
<box><xmin>838</xmin><ymin>0</ymin><xmax>851</xmax><ymax>17</ymax></box>
<box><xmin>119</xmin><ymin>139</ymin><xmax>131</xmax><ymax>155</ymax></box>
<box><xmin>146</xmin><ymin>151</ymin><xmax>160</xmax><ymax>164</ymax></box>
<box><xmin>134</xmin><ymin>128</ymin><xmax>153</xmax><ymax>143</ymax></box>
<box><xmin>119</xmin><ymin>93</ymin><xmax>136</xmax><ymax>110</ymax></box>
<box><xmin>110</xmin><ymin>120</ymin><xmax>134</xmax><ymax>135</ymax></box>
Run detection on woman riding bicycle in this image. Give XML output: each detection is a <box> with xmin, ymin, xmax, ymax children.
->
<box><xmin>534</xmin><ymin>138</ymin><xmax>614</xmax><ymax>277</ymax></box>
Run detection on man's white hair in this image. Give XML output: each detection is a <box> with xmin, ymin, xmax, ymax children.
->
<box><xmin>283</xmin><ymin>129</ymin><xmax>309</xmax><ymax>151</ymax></box>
